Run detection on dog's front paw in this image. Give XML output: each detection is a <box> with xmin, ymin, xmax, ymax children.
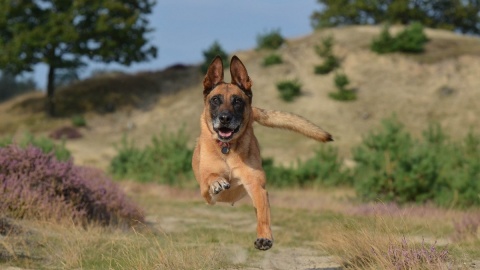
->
<box><xmin>254</xmin><ymin>238</ymin><xmax>273</xmax><ymax>250</ymax></box>
<box><xmin>210</xmin><ymin>179</ymin><xmax>230</xmax><ymax>195</ymax></box>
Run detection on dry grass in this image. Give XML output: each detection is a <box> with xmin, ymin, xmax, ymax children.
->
<box><xmin>0</xmin><ymin>219</ymin><xmax>229</xmax><ymax>269</ymax></box>
<box><xmin>1</xmin><ymin>183</ymin><xmax>479</xmax><ymax>269</ymax></box>
<box><xmin>318</xmin><ymin>216</ymin><xmax>453</xmax><ymax>269</ymax></box>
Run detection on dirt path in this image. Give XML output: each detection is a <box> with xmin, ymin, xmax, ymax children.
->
<box><xmin>126</xmin><ymin>182</ymin><xmax>343</xmax><ymax>270</ymax></box>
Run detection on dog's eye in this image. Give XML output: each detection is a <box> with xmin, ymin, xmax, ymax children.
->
<box><xmin>211</xmin><ymin>96</ymin><xmax>221</xmax><ymax>105</ymax></box>
<box><xmin>232</xmin><ymin>97</ymin><xmax>244</xmax><ymax>106</ymax></box>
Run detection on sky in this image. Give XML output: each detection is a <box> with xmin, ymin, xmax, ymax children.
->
<box><xmin>32</xmin><ymin>0</ymin><xmax>319</xmax><ymax>90</ymax></box>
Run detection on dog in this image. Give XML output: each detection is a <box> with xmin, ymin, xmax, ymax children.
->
<box><xmin>192</xmin><ymin>55</ymin><xmax>333</xmax><ymax>250</ymax></box>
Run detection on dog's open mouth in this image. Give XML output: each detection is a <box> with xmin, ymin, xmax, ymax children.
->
<box><xmin>215</xmin><ymin>126</ymin><xmax>240</xmax><ymax>141</ymax></box>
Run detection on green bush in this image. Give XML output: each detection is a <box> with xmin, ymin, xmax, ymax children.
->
<box><xmin>276</xmin><ymin>79</ymin><xmax>302</xmax><ymax>102</ymax></box>
<box><xmin>264</xmin><ymin>145</ymin><xmax>351</xmax><ymax>188</ymax></box>
<box><xmin>334</xmin><ymin>73</ymin><xmax>349</xmax><ymax>89</ymax></box>
<box><xmin>0</xmin><ymin>133</ymin><xmax>71</xmax><ymax>161</ymax></box>
<box><xmin>314</xmin><ymin>55</ymin><xmax>340</xmax><ymax>75</ymax></box>
<box><xmin>371</xmin><ymin>23</ymin><xmax>428</xmax><ymax>54</ymax></box>
<box><xmin>394</xmin><ymin>22</ymin><xmax>429</xmax><ymax>53</ymax></box>
<box><xmin>256</xmin><ymin>29</ymin><xmax>285</xmax><ymax>50</ymax></box>
<box><xmin>71</xmin><ymin>114</ymin><xmax>87</xmax><ymax>127</ymax></box>
<box><xmin>262</xmin><ymin>53</ymin><xmax>283</xmax><ymax>66</ymax></box>
<box><xmin>370</xmin><ymin>25</ymin><xmax>397</xmax><ymax>54</ymax></box>
<box><xmin>314</xmin><ymin>36</ymin><xmax>340</xmax><ymax>75</ymax></box>
<box><xmin>201</xmin><ymin>41</ymin><xmax>229</xmax><ymax>74</ymax></box>
<box><xmin>329</xmin><ymin>73</ymin><xmax>357</xmax><ymax>101</ymax></box>
<box><xmin>353</xmin><ymin>116</ymin><xmax>480</xmax><ymax>208</ymax></box>
<box><xmin>110</xmin><ymin>129</ymin><xmax>193</xmax><ymax>186</ymax></box>
<box><xmin>315</xmin><ymin>35</ymin><xmax>335</xmax><ymax>58</ymax></box>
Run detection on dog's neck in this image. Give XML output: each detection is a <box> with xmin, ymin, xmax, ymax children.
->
<box><xmin>216</xmin><ymin>140</ymin><xmax>230</xmax><ymax>154</ymax></box>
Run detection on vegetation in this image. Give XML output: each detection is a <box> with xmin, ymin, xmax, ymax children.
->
<box><xmin>314</xmin><ymin>36</ymin><xmax>340</xmax><ymax>75</ymax></box>
<box><xmin>311</xmin><ymin>0</ymin><xmax>480</xmax><ymax>35</ymax></box>
<box><xmin>276</xmin><ymin>79</ymin><xmax>302</xmax><ymax>102</ymax></box>
<box><xmin>110</xmin><ymin>130</ymin><xmax>193</xmax><ymax>186</ymax></box>
<box><xmin>371</xmin><ymin>23</ymin><xmax>429</xmax><ymax>54</ymax></box>
<box><xmin>0</xmin><ymin>133</ymin><xmax>71</xmax><ymax>161</ymax></box>
<box><xmin>263</xmin><ymin>145</ymin><xmax>351</xmax><ymax>188</ymax></box>
<box><xmin>0</xmin><ymin>72</ymin><xmax>36</xmax><ymax>102</ymax></box>
<box><xmin>71</xmin><ymin>114</ymin><xmax>87</xmax><ymax>127</ymax></box>
<box><xmin>256</xmin><ymin>29</ymin><xmax>285</xmax><ymax>50</ymax></box>
<box><xmin>262</xmin><ymin>53</ymin><xmax>283</xmax><ymax>67</ymax></box>
<box><xmin>329</xmin><ymin>72</ymin><xmax>357</xmax><ymax>101</ymax></box>
<box><xmin>201</xmin><ymin>41</ymin><xmax>229</xmax><ymax>74</ymax></box>
<box><xmin>0</xmin><ymin>0</ymin><xmax>157</xmax><ymax>116</ymax></box>
<box><xmin>0</xmin><ymin>145</ymin><xmax>143</xmax><ymax>226</ymax></box>
<box><xmin>353</xmin><ymin>116</ymin><xmax>480</xmax><ymax>208</ymax></box>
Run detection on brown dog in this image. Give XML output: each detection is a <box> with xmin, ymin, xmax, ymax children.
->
<box><xmin>192</xmin><ymin>55</ymin><xmax>333</xmax><ymax>250</ymax></box>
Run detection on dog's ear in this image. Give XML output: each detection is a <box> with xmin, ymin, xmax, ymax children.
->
<box><xmin>230</xmin><ymin>56</ymin><xmax>252</xmax><ymax>95</ymax></box>
<box><xmin>203</xmin><ymin>56</ymin><xmax>224</xmax><ymax>95</ymax></box>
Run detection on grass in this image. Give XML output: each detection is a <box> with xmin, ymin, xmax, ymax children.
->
<box><xmin>1</xmin><ymin>183</ymin><xmax>479</xmax><ymax>269</ymax></box>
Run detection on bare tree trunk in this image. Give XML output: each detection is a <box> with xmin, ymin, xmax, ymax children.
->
<box><xmin>46</xmin><ymin>65</ymin><xmax>56</xmax><ymax>117</ymax></box>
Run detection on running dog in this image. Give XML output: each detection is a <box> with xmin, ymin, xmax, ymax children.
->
<box><xmin>192</xmin><ymin>55</ymin><xmax>333</xmax><ymax>250</ymax></box>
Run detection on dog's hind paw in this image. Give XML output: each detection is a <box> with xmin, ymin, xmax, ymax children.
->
<box><xmin>254</xmin><ymin>238</ymin><xmax>273</xmax><ymax>250</ymax></box>
<box><xmin>210</xmin><ymin>179</ymin><xmax>230</xmax><ymax>195</ymax></box>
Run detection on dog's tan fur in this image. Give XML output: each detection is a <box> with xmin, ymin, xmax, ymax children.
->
<box><xmin>192</xmin><ymin>56</ymin><xmax>332</xmax><ymax>250</ymax></box>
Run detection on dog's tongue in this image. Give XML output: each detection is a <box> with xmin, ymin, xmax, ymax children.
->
<box><xmin>219</xmin><ymin>130</ymin><xmax>233</xmax><ymax>138</ymax></box>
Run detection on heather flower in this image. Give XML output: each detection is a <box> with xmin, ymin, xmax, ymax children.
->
<box><xmin>0</xmin><ymin>145</ymin><xmax>144</xmax><ymax>226</ymax></box>
<box><xmin>387</xmin><ymin>236</ymin><xmax>450</xmax><ymax>269</ymax></box>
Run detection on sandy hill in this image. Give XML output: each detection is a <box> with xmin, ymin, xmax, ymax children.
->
<box><xmin>1</xmin><ymin>25</ymin><xmax>480</xmax><ymax>170</ymax></box>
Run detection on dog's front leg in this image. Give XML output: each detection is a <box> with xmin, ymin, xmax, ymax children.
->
<box><xmin>199</xmin><ymin>173</ymin><xmax>231</xmax><ymax>205</ymax></box>
<box><xmin>244</xmin><ymin>179</ymin><xmax>273</xmax><ymax>250</ymax></box>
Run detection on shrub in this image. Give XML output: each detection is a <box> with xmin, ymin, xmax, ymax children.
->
<box><xmin>315</xmin><ymin>35</ymin><xmax>335</xmax><ymax>58</ymax></box>
<box><xmin>201</xmin><ymin>41</ymin><xmax>229</xmax><ymax>74</ymax></box>
<box><xmin>264</xmin><ymin>145</ymin><xmax>351</xmax><ymax>188</ymax></box>
<box><xmin>314</xmin><ymin>55</ymin><xmax>339</xmax><ymax>75</ymax></box>
<box><xmin>370</xmin><ymin>25</ymin><xmax>397</xmax><ymax>54</ymax></box>
<box><xmin>71</xmin><ymin>114</ymin><xmax>87</xmax><ymax>127</ymax></box>
<box><xmin>262</xmin><ymin>53</ymin><xmax>283</xmax><ymax>67</ymax></box>
<box><xmin>371</xmin><ymin>23</ymin><xmax>428</xmax><ymax>54</ymax></box>
<box><xmin>314</xmin><ymin>36</ymin><xmax>340</xmax><ymax>75</ymax></box>
<box><xmin>394</xmin><ymin>22</ymin><xmax>429</xmax><ymax>53</ymax></box>
<box><xmin>334</xmin><ymin>72</ymin><xmax>349</xmax><ymax>89</ymax></box>
<box><xmin>276</xmin><ymin>79</ymin><xmax>302</xmax><ymax>102</ymax></box>
<box><xmin>353</xmin><ymin>116</ymin><xmax>480</xmax><ymax>207</ymax></box>
<box><xmin>256</xmin><ymin>29</ymin><xmax>285</xmax><ymax>50</ymax></box>
<box><xmin>329</xmin><ymin>73</ymin><xmax>357</xmax><ymax>101</ymax></box>
<box><xmin>110</xmin><ymin>129</ymin><xmax>193</xmax><ymax>186</ymax></box>
<box><xmin>0</xmin><ymin>145</ymin><xmax>144</xmax><ymax>226</ymax></box>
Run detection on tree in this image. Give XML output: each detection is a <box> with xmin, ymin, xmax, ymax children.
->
<box><xmin>0</xmin><ymin>72</ymin><xmax>36</xmax><ymax>102</ymax></box>
<box><xmin>201</xmin><ymin>41</ymin><xmax>229</xmax><ymax>74</ymax></box>
<box><xmin>311</xmin><ymin>0</ymin><xmax>480</xmax><ymax>35</ymax></box>
<box><xmin>0</xmin><ymin>0</ymin><xmax>157</xmax><ymax>116</ymax></box>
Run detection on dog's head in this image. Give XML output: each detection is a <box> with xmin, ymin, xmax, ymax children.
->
<box><xmin>203</xmin><ymin>55</ymin><xmax>253</xmax><ymax>143</ymax></box>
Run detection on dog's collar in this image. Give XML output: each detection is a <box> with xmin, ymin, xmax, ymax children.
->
<box><xmin>217</xmin><ymin>140</ymin><xmax>230</xmax><ymax>154</ymax></box>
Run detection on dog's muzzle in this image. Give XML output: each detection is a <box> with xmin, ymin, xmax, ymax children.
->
<box><xmin>213</xmin><ymin>112</ymin><xmax>240</xmax><ymax>141</ymax></box>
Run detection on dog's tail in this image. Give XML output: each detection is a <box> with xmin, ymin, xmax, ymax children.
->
<box><xmin>252</xmin><ymin>107</ymin><xmax>333</xmax><ymax>142</ymax></box>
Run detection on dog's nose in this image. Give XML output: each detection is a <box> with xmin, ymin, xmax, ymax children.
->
<box><xmin>219</xmin><ymin>113</ymin><xmax>232</xmax><ymax>124</ymax></box>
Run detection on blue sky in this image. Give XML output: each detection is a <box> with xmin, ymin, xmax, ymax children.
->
<box><xmin>32</xmin><ymin>0</ymin><xmax>318</xmax><ymax>89</ymax></box>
